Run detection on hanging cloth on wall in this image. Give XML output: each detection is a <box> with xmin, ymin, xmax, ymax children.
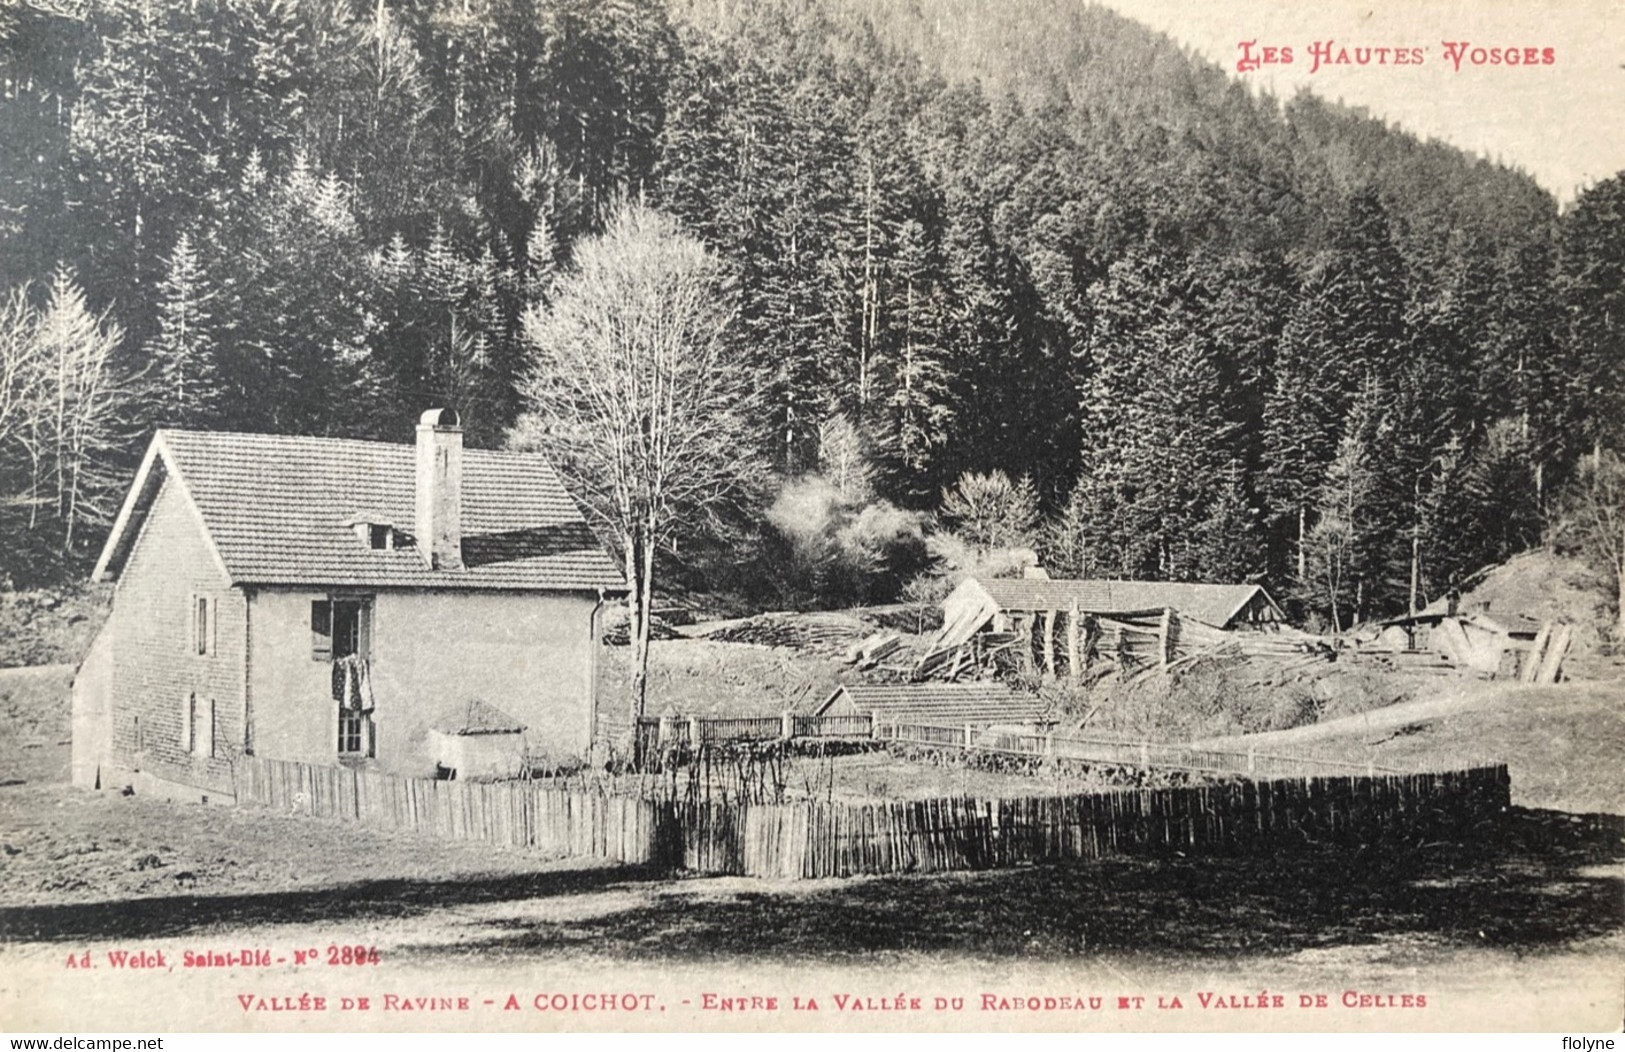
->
<box><xmin>332</xmin><ymin>655</ymin><xmax>375</xmax><ymax>713</ymax></box>
<box><xmin>356</xmin><ymin>658</ymin><xmax>376</xmax><ymax>722</ymax></box>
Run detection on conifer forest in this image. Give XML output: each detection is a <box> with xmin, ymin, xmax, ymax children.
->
<box><xmin>2</xmin><ymin>0</ymin><xmax>1622</xmax><ymax>630</ymax></box>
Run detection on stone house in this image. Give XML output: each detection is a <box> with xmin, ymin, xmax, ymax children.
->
<box><xmin>71</xmin><ymin>409</ymin><xmax>625</xmax><ymax>800</ymax></box>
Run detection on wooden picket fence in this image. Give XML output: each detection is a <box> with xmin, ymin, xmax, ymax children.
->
<box><xmin>232</xmin><ymin>756</ymin><xmax>1509</xmax><ymax>880</ymax></box>
<box><xmin>691</xmin><ymin>766</ymin><xmax>1511</xmax><ymax>879</ymax></box>
<box><xmin>232</xmin><ymin>756</ymin><xmax>675</xmax><ymax>865</ymax></box>
<box><xmin>638</xmin><ymin>712</ymin><xmax>1402</xmax><ymax>780</ymax></box>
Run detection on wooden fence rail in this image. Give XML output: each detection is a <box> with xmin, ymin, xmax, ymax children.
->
<box><xmin>233</xmin><ymin>756</ymin><xmax>1508</xmax><ymax>881</ymax></box>
<box><xmin>635</xmin><ymin>712</ymin><xmax>1403</xmax><ymax>779</ymax></box>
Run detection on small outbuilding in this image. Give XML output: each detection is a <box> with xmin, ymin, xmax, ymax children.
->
<box><xmin>920</xmin><ymin>574</ymin><xmax>1285</xmax><ymax>679</ymax></box>
<box><xmin>428</xmin><ymin>699</ymin><xmax>528</xmax><ymax>780</ymax></box>
<box><xmin>816</xmin><ymin>682</ymin><xmax>1051</xmax><ymax>727</ymax></box>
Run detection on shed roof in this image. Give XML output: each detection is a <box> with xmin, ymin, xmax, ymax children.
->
<box><xmin>816</xmin><ymin>682</ymin><xmax>1050</xmax><ymax>725</ymax></box>
<box><xmin>430</xmin><ymin>699</ymin><xmax>527</xmax><ymax>736</ymax></box>
<box><xmin>93</xmin><ymin>428</ymin><xmax>626</xmax><ymax>592</ymax></box>
<box><xmin>967</xmin><ymin>577</ymin><xmax>1282</xmax><ymax>628</ymax></box>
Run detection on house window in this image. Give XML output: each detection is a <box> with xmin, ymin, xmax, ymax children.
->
<box><xmin>183</xmin><ymin>693</ymin><xmax>214</xmax><ymax>757</ymax></box>
<box><xmin>338</xmin><ymin>709</ymin><xmax>371</xmax><ymax>756</ymax></box>
<box><xmin>190</xmin><ymin>594</ymin><xmax>217</xmax><ymax>656</ymax></box>
<box><xmin>311</xmin><ymin>597</ymin><xmax>372</xmax><ymax>661</ymax></box>
<box><xmin>368</xmin><ymin>523</ymin><xmax>392</xmax><ymax>550</ymax></box>
<box><xmin>313</xmin><ymin>596</ymin><xmax>375</xmax><ymax>758</ymax></box>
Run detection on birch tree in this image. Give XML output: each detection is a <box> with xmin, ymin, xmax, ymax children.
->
<box><xmin>511</xmin><ymin>203</ymin><xmax>762</xmax><ymax>726</ymax></box>
<box><xmin>0</xmin><ymin>271</ymin><xmax>133</xmax><ymax>583</ymax></box>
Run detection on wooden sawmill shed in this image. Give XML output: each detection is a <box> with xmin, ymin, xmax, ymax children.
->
<box><xmin>816</xmin><ymin>682</ymin><xmax>1051</xmax><ymax>726</ymax></box>
<box><xmin>919</xmin><ymin>574</ymin><xmax>1288</xmax><ymax>680</ymax></box>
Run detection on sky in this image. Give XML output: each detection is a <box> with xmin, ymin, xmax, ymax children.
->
<box><xmin>1094</xmin><ymin>0</ymin><xmax>1625</xmax><ymax>204</ymax></box>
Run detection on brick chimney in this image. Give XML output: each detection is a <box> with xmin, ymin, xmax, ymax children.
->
<box><xmin>415</xmin><ymin>408</ymin><xmax>463</xmax><ymax>570</ymax></box>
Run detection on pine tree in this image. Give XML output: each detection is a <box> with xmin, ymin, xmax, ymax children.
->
<box><xmin>211</xmin><ymin>157</ymin><xmax>380</xmax><ymax>436</ymax></box>
<box><xmin>1261</xmin><ymin>267</ymin><xmax>1344</xmax><ymax>586</ymax></box>
<box><xmin>881</xmin><ymin>218</ymin><xmax>953</xmax><ymax>490</ymax></box>
<box><xmin>146</xmin><ymin>232</ymin><xmax>219</xmax><ymax>427</ymax></box>
<box><xmin>1558</xmin><ymin>176</ymin><xmax>1625</xmax><ymax>456</ymax></box>
<box><xmin>1304</xmin><ymin>383</ymin><xmax>1384</xmax><ymax>629</ymax></box>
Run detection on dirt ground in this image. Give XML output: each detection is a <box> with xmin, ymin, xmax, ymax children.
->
<box><xmin>0</xmin><ymin>667</ymin><xmax>616</xmax><ymax>918</ymax></box>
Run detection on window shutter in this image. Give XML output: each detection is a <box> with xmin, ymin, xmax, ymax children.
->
<box><xmin>206</xmin><ymin>597</ymin><xmax>218</xmax><ymax>657</ymax></box>
<box><xmin>206</xmin><ymin>698</ymin><xmax>217</xmax><ymax>758</ymax></box>
<box><xmin>311</xmin><ymin>600</ymin><xmax>332</xmax><ymax>661</ymax></box>
<box><xmin>358</xmin><ymin>602</ymin><xmax>373</xmax><ymax>660</ymax></box>
<box><xmin>181</xmin><ymin>692</ymin><xmax>194</xmax><ymax>754</ymax></box>
<box><xmin>187</xmin><ymin>593</ymin><xmax>197</xmax><ymax>654</ymax></box>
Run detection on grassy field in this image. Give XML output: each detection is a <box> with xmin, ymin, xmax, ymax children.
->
<box><xmin>1199</xmin><ymin>678</ymin><xmax>1625</xmax><ymax>815</ymax></box>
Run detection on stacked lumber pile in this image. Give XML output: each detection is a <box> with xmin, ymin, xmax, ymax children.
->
<box><xmin>699</xmin><ymin>611</ymin><xmax>881</xmax><ymax>660</ymax></box>
<box><xmin>1520</xmin><ymin>623</ymin><xmax>1573</xmax><ymax>684</ymax></box>
<box><xmin>845</xmin><ymin>632</ymin><xmax>903</xmax><ymax>669</ymax></box>
<box><xmin>599</xmin><ymin>614</ymin><xmax>684</xmax><ymax>646</ymax></box>
<box><xmin>913</xmin><ymin>631</ymin><xmax>1024</xmax><ymax>681</ymax></box>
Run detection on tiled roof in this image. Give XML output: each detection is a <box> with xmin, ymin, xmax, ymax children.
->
<box><xmin>970</xmin><ymin>577</ymin><xmax>1279</xmax><ymax>628</ymax></box>
<box><xmin>818</xmin><ymin>683</ymin><xmax>1050</xmax><ymax>725</ymax></box>
<box><xmin>98</xmin><ymin>429</ymin><xmax>626</xmax><ymax>592</ymax></box>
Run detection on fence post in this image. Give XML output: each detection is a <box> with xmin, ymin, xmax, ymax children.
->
<box><xmin>1139</xmin><ymin>741</ymin><xmax>1150</xmax><ymax>768</ymax></box>
<box><xmin>1247</xmin><ymin>746</ymin><xmax>1255</xmax><ymax>774</ymax></box>
<box><xmin>965</xmin><ymin>723</ymin><xmax>974</xmax><ymax>750</ymax></box>
<box><xmin>870</xmin><ymin>711</ymin><xmax>881</xmax><ymax>739</ymax></box>
<box><xmin>658</xmin><ymin>715</ymin><xmax>673</xmax><ymax>747</ymax></box>
<box><xmin>781</xmin><ymin>711</ymin><xmax>795</xmax><ymax>740</ymax></box>
<box><xmin>689</xmin><ymin>716</ymin><xmax>703</xmax><ymax>746</ymax></box>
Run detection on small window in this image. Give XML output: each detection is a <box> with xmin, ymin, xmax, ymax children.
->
<box><xmin>338</xmin><ymin>709</ymin><xmax>374</xmax><ymax>757</ymax></box>
<box><xmin>190</xmin><ymin>594</ymin><xmax>216</xmax><ymax>656</ymax></box>
<box><xmin>182</xmin><ymin>693</ymin><xmax>214</xmax><ymax>757</ymax></box>
<box><xmin>311</xmin><ymin>599</ymin><xmax>332</xmax><ymax>661</ymax></box>
<box><xmin>197</xmin><ymin>697</ymin><xmax>215</xmax><ymax>758</ymax></box>
<box><xmin>347</xmin><ymin>518</ymin><xmax>394</xmax><ymax>550</ymax></box>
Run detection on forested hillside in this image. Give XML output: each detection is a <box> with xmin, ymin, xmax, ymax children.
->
<box><xmin>1</xmin><ymin>0</ymin><xmax>1620</xmax><ymax>628</ymax></box>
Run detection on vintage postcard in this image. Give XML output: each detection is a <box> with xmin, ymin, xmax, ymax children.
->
<box><xmin>0</xmin><ymin>0</ymin><xmax>1621</xmax><ymax>1036</ymax></box>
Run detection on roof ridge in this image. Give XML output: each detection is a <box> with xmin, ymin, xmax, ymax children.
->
<box><xmin>159</xmin><ymin>428</ymin><xmax>544</xmax><ymax>459</ymax></box>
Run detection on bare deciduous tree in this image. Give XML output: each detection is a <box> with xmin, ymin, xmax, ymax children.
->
<box><xmin>0</xmin><ymin>269</ymin><xmax>135</xmax><ymax>581</ymax></box>
<box><xmin>1306</xmin><ymin>428</ymin><xmax>1377</xmax><ymax>632</ymax></box>
<box><xmin>511</xmin><ymin>204</ymin><xmax>762</xmax><ymax>730</ymax></box>
<box><xmin>1551</xmin><ymin>450</ymin><xmax>1625</xmax><ymax>639</ymax></box>
<box><xmin>940</xmin><ymin>469</ymin><xmax>1039</xmax><ymax>559</ymax></box>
